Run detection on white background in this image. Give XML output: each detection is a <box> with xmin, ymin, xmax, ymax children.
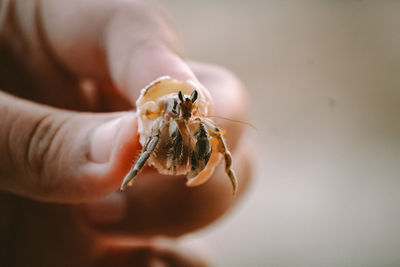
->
<box><xmin>160</xmin><ymin>1</ymin><xmax>400</xmax><ymax>266</ymax></box>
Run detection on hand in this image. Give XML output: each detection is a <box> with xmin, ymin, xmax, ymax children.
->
<box><xmin>0</xmin><ymin>0</ymin><xmax>251</xmax><ymax>266</ymax></box>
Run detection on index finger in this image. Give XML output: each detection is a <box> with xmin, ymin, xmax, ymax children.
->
<box><xmin>35</xmin><ymin>0</ymin><xmax>212</xmax><ymax>106</ymax></box>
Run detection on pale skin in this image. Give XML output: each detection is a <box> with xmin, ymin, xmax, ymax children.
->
<box><xmin>0</xmin><ymin>0</ymin><xmax>251</xmax><ymax>266</ymax></box>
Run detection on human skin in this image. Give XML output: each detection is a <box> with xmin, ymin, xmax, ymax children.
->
<box><xmin>0</xmin><ymin>0</ymin><xmax>251</xmax><ymax>266</ymax></box>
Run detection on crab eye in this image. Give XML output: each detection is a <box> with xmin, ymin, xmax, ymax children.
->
<box><xmin>178</xmin><ymin>91</ymin><xmax>184</xmax><ymax>102</ymax></box>
<box><xmin>191</xmin><ymin>90</ymin><xmax>198</xmax><ymax>103</ymax></box>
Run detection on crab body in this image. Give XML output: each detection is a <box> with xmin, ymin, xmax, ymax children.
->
<box><xmin>120</xmin><ymin>76</ymin><xmax>237</xmax><ymax>193</ymax></box>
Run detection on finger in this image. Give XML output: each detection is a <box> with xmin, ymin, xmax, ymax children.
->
<box><xmin>75</xmin><ymin>139</ymin><xmax>252</xmax><ymax>237</ymax></box>
<box><xmin>13</xmin><ymin>0</ymin><xmax>212</xmax><ymax>107</ymax></box>
<box><xmin>0</xmin><ymin>91</ymin><xmax>139</xmax><ymax>203</ymax></box>
<box><xmin>101</xmin><ymin>2</ymin><xmax>212</xmax><ymax>105</ymax></box>
<box><xmin>93</xmin><ymin>237</ymin><xmax>208</xmax><ymax>267</ymax></box>
<box><xmin>0</xmin><ymin>192</ymin><xmax>210</xmax><ymax>266</ymax></box>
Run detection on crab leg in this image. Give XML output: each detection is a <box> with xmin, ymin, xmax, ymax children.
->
<box><xmin>188</xmin><ymin>122</ymin><xmax>212</xmax><ymax>178</ymax></box>
<box><xmin>120</xmin><ymin>130</ymin><xmax>160</xmax><ymax>191</ymax></box>
<box><xmin>198</xmin><ymin>118</ymin><xmax>238</xmax><ymax>194</ymax></box>
<box><xmin>168</xmin><ymin>120</ymin><xmax>183</xmax><ymax>171</ymax></box>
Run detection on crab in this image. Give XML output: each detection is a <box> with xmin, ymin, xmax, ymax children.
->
<box><xmin>120</xmin><ymin>76</ymin><xmax>237</xmax><ymax>193</ymax></box>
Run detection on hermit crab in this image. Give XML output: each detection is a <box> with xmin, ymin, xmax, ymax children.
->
<box><xmin>120</xmin><ymin>76</ymin><xmax>237</xmax><ymax>193</ymax></box>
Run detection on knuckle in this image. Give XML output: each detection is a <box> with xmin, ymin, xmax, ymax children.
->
<box><xmin>24</xmin><ymin>113</ymin><xmax>69</xmax><ymax>192</ymax></box>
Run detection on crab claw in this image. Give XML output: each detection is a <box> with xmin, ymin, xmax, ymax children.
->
<box><xmin>186</xmin><ymin>138</ymin><xmax>222</xmax><ymax>187</ymax></box>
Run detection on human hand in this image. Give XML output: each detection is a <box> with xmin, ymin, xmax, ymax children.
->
<box><xmin>0</xmin><ymin>0</ymin><xmax>251</xmax><ymax>266</ymax></box>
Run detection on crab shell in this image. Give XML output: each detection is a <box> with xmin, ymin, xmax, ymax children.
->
<box><xmin>136</xmin><ymin>76</ymin><xmax>208</xmax><ymax>146</ymax></box>
<box><xmin>136</xmin><ymin>76</ymin><xmax>221</xmax><ymax>187</ymax></box>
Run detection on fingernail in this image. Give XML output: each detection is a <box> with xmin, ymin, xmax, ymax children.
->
<box><xmin>90</xmin><ymin>117</ymin><xmax>123</xmax><ymax>163</ymax></box>
<box><xmin>127</xmin><ymin>45</ymin><xmax>197</xmax><ymax>99</ymax></box>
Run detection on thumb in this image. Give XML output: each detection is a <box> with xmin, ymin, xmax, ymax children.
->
<box><xmin>0</xmin><ymin>91</ymin><xmax>138</xmax><ymax>203</ymax></box>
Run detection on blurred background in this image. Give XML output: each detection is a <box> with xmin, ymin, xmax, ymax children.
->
<box><xmin>159</xmin><ymin>1</ymin><xmax>400</xmax><ymax>266</ymax></box>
